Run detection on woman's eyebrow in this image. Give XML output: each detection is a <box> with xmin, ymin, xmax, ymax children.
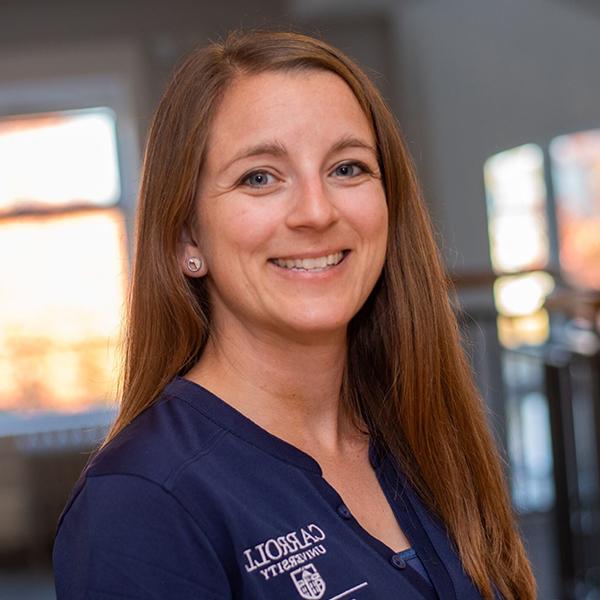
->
<box><xmin>328</xmin><ymin>135</ymin><xmax>377</xmax><ymax>157</ymax></box>
<box><xmin>221</xmin><ymin>140</ymin><xmax>287</xmax><ymax>173</ymax></box>
<box><xmin>220</xmin><ymin>134</ymin><xmax>377</xmax><ymax>173</ymax></box>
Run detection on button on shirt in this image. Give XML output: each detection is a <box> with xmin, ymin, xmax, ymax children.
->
<box><xmin>53</xmin><ymin>377</ymin><xmax>486</xmax><ymax>599</ymax></box>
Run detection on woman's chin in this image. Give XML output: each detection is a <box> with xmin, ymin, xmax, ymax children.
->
<box><xmin>267</xmin><ymin>314</ymin><xmax>352</xmax><ymax>343</ymax></box>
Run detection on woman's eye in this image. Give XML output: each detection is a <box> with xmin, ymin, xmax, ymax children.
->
<box><xmin>333</xmin><ymin>162</ymin><xmax>366</xmax><ymax>178</ymax></box>
<box><xmin>242</xmin><ymin>171</ymin><xmax>275</xmax><ymax>187</ymax></box>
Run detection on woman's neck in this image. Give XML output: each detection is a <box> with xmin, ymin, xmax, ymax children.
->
<box><xmin>185</xmin><ymin>320</ymin><xmax>364</xmax><ymax>458</ymax></box>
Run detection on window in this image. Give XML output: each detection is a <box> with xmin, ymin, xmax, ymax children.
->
<box><xmin>484</xmin><ymin>144</ymin><xmax>554</xmax><ymax>348</ymax></box>
<box><xmin>0</xmin><ymin>108</ymin><xmax>128</xmax><ymax>412</ymax></box>
<box><xmin>0</xmin><ymin>108</ymin><xmax>120</xmax><ymax>214</ymax></box>
<box><xmin>484</xmin><ymin>130</ymin><xmax>600</xmax><ymax>513</ymax></box>
<box><xmin>550</xmin><ymin>129</ymin><xmax>600</xmax><ymax>290</ymax></box>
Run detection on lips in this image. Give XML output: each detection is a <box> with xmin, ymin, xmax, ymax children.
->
<box><xmin>270</xmin><ymin>251</ymin><xmax>348</xmax><ymax>271</ymax></box>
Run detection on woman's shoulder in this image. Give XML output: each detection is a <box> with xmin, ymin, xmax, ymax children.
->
<box><xmin>56</xmin><ymin>378</ymin><xmax>231</xmax><ymax>531</ymax></box>
<box><xmin>58</xmin><ymin>384</ymin><xmax>234</xmax><ymax>552</ymax></box>
<box><xmin>53</xmin><ymin>379</ymin><xmax>235</xmax><ymax>598</ymax></box>
<box><xmin>86</xmin><ymin>377</ymin><xmax>228</xmax><ymax>484</ymax></box>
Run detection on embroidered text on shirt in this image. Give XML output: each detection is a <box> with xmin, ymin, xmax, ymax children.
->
<box><xmin>242</xmin><ymin>523</ymin><xmax>327</xmax><ymax>581</ymax></box>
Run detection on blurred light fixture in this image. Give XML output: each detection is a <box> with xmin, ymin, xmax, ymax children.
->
<box><xmin>494</xmin><ymin>272</ymin><xmax>555</xmax><ymax>317</ymax></box>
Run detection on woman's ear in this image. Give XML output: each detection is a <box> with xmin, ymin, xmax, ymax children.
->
<box><xmin>178</xmin><ymin>225</ymin><xmax>208</xmax><ymax>278</ymax></box>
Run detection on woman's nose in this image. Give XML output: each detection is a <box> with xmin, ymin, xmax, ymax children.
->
<box><xmin>285</xmin><ymin>177</ymin><xmax>339</xmax><ymax>231</ymax></box>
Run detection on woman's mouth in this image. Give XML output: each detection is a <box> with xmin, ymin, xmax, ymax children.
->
<box><xmin>270</xmin><ymin>250</ymin><xmax>349</xmax><ymax>272</ymax></box>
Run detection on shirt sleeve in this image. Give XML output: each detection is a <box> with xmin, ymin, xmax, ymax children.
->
<box><xmin>53</xmin><ymin>473</ymin><xmax>232</xmax><ymax>600</ymax></box>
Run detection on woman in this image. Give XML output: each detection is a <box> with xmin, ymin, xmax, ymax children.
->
<box><xmin>53</xmin><ymin>30</ymin><xmax>536</xmax><ymax>599</ymax></box>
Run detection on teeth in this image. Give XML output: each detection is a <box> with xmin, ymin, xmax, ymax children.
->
<box><xmin>273</xmin><ymin>252</ymin><xmax>344</xmax><ymax>271</ymax></box>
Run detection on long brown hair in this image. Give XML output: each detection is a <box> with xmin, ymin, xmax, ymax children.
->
<box><xmin>104</xmin><ymin>30</ymin><xmax>536</xmax><ymax>599</ymax></box>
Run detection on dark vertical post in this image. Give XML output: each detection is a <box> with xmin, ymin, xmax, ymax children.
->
<box><xmin>591</xmin><ymin>349</ymin><xmax>600</xmax><ymax>499</ymax></box>
<box><xmin>545</xmin><ymin>350</ymin><xmax>578</xmax><ymax>600</ymax></box>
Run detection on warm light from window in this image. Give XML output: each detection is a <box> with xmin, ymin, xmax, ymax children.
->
<box><xmin>0</xmin><ymin>209</ymin><xmax>128</xmax><ymax>411</ymax></box>
<box><xmin>494</xmin><ymin>272</ymin><xmax>555</xmax><ymax>317</ymax></box>
<box><xmin>0</xmin><ymin>108</ymin><xmax>120</xmax><ymax>215</ymax></box>
<box><xmin>484</xmin><ymin>144</ymin><xmax>549</xmax><ymax>273</ymax></box>
<box><xmin>497</xmin><ymin>310</ymin><xmax>550</xmax><ymax>349</ymax></box>
<box><xmin>550</xmin><ymin>129</ymin><xmax>600</xmax><ymax>290</ymax></box>
<box><xmin>484</xmin><ymin>145</ymin><xmax>554</xmax><ymax>348</ymax></box>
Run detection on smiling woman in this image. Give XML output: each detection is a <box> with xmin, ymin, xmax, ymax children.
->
<box><xmin>53</xmin><ymin>31</ymin><xmax>536</xmax><ymax>600</ymax></box>
<box><xmin>181</xmin><ymin>70</ymin><xmax>387</xmax><ymax>342</ymax></box>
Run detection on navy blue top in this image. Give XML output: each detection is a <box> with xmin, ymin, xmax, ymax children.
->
<box><xmin>53</xmin><ymin>377</ymin><xmax>487</xmax><ymax>599</ymax></box>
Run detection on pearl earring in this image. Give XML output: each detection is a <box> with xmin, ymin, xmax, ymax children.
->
<box><xmin>186</xmin><ymin>257</ymin><xmax>203</xmax><ymax>273</ymax></box>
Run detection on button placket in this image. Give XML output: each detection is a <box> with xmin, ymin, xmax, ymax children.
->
<box><xmin>337</xmin><ymin>503</ymin><xmax>352</xmax><ymax>519</ymax></box>
<box><xmin>390</xmin><ymin>553</ymin><xmax>407</xmax><ymax>570</ymax></box>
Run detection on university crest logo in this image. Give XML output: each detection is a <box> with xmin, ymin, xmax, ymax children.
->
<box><xmin>290</xmin><ymin>563</ymin><xmax>326</xmax><ymax>599</ymax></box>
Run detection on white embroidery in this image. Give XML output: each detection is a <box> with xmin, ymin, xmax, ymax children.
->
<box><xmin>290</xmin><ymin>563</ymin><xmax>326</xmax><ymax>599</ymax></box>
<box><xmin>243</xmin><ymin>523</ymin><xmax>326</xmax><ymax>577</ymax></box>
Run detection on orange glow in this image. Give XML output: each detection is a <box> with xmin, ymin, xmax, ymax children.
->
<box><xmin>497</xmin><ymin>310</ymin><xmax>550</xmax><ymax>349</ymax></box>
<box><xmin>551</xmin><ymin>129</ymin><xmax>600</xmax><ymax>290</ymax></box>
<box><xmin>557</xmin><ymin>212</ymin><xmax>600</xmax><ymax>288</ymax></box>
<box><xmin>0</xmin><ymin>209</ymin><xmax>128</xmax><ymax>411</ymax></box>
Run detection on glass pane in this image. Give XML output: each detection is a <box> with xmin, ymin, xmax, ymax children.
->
<box><xmin>489</xmin><ymin>213</ymin><xmax>549</xmax><ymax>273</ymax></box>
<box><xmin>550</xmin><ymin>129</ymin><xmax>600</xmax><ymax>290</ymax></box>
<box><xmin>484</xmin><ymin>144</ymin><xmax>550</xmax><ymax>273</ymax></box>
<box><xmin>0</xmin><ymin>209</ymin><xmax>128</xmax><ymax>411</ymax></box>
<box><xmin>503</xmin><ymin>352</ymin><xmax>554</xmax><ymax>513</ymax></box>
<box><xmin>485</xmin><ymin>144</ymin><xmax>546</xmax><ymax>213</ymax></box>
<box><xmin>0</xmin><ymin>108</ymin><xmax>121</xmax><ymax>215</ymax></box>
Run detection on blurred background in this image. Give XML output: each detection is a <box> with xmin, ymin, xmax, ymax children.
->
<box><xmin>0</xmin><ymin>0</ymin><xmax>598</xmax><ymax>598</ymax></box>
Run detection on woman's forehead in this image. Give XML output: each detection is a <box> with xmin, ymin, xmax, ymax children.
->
<box><xmin>203</xmin><ymin>70</ymin><xmax>375</xmax><ymax>167</ymax></box>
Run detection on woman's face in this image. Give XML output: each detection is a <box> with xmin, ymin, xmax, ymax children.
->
<box><xmin>185</xmin><ymin>69</ymin><xmax>388</xmax><ymax>341</ymax></box>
